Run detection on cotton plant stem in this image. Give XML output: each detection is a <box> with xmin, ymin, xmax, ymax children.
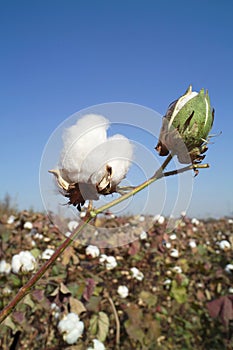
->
<box><xmin>0</xmin><ymin>155</ymin><xmax>209</xmax><ymax>324</ymax></box>
<box><xmin>93</xmin><ymin>154</ymin><xmax>173</xmax><ymax>216</ymax></box>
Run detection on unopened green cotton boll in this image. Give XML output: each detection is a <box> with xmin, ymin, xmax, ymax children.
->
<box><xmin>156</xmin><ymin>85</ymin><xmax>214</xmax><ymax>164</ymax></box>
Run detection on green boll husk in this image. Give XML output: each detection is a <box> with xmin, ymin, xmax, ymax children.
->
<box><xmin>156</xmin><ymin>85</ymin><xmax>214</xmax><ymax>164</ymax></box>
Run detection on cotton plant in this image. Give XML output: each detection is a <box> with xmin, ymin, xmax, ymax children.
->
<box><xmin>49</xmin><ymin>114</ymin><xmax>133</xmax><ymax>211</ymax></box>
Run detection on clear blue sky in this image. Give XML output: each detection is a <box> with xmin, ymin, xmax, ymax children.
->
<box><xmin>0</xmin><ymin>0</ymin><xmax>232</xmax><ymax>218</ymax></box>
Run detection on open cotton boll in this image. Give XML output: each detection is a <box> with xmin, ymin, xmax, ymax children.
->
<box><xmin>50</xmin><ymin>114</ymin><xmax>134</xmax><ymax>211</ymax></box>
<box><xmin>87</xmin><ymin>339</ymin><xmax>106</xmax><ymax>350</ymax></box>
<box><xmin>58</xmin><ymin>312</ymin><xmax>84</xmax><ymax>344</ymax></box>
<box><xmin>60</xmin><ymin>114</ymin><xmax>109</xmax><ymax>183</ymax></box>
<box><xmin>12</xmin><ymin>251</ymin><xmax>36</xmax><ymax>274</ymax></box>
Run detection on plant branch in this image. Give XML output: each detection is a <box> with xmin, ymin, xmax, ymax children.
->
<box><xmin>93</xmin><ymin>154</ymin><xmax>173</xmax><ymax>216</ymax></box>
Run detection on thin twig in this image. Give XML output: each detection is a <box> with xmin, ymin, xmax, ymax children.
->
<box><xmin>105</xmin><ymin>291</ymin><xmax>121</xmax><ymax>349</ymax></box>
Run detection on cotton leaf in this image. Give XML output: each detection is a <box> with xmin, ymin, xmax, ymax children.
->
<box><xmin>89</xmin><ymin>311</ymin><xmax>109</xmax><ymax>342</ymax></box>
<box><xmin>139</xmin><ymin>290</ymin><xmax>157</xmax><ymax>308</ymax></box>
<box><xmin>170</xmin><ymin>280</ymin><xmax>187</xmax><ymax>303</ymax></box>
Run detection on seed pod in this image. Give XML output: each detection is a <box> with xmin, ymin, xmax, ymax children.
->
<box><xmin>156</xmin><ymin>85</ymin><xmax>214</xmax><ymax>164</ymax></box>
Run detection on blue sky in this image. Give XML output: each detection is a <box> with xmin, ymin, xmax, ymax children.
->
<box><xmin>0</xmin><ymin>0</ymin><xmax>232</xmax><ymax>218</ymax></box>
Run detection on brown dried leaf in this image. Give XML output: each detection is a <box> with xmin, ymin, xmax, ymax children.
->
<box><xmin>60</xmin><ymin>282</ymin><xmax>72</xmax><ymax>295</ymax></box>
<box><xmin>62</xmin><ymin>246</ymin><xmax>79</xmax><ymax>265</ymax></box>
<box><xmin>69</xmin><ymin>296</ymin><xmax>86</xmax><ymax>315</ymax></box>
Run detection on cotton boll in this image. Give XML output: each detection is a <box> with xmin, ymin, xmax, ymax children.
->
<box><xmin>189</xmin><ymin>240</ymin><xmax>197</xmax><ymax>248</ymax></box>
<box><xmin>225</xmin><ymin>264</ymin><xmax>233</xmax><ymax>273</ymax></box>
<box><xmin>24</xmin><ymin>221</ymin><xmax>33</xmax><ymax>230</ymax></box>
<box><xmin>64</xmin><ymin>328</ymin><xmax>82</xmax><ymax>345</ymax></box>
<box><xmin>169</xmin><ymin>233</ymin><xmax>177</xmax><ymax>240</ymax></box>
<box><xmin>170</xmin><ymin>249</ymin><xmax>179</xmax><ymax>258</ymax></box>
<box><xmin>99</xmin><ymin>254</ymin><xmax>117</xmax><ymax>270</ymax></box>
<box><xmin>0</xmin><ymin>260</ymin><xmax>11</xmax><ymax>274</ymax></box>
<box><xmin>41</xmin><ymin>248</ymin><xmax>55</xmax><ymax>260</ymax></box>
<box><xmin>117</xmin><ymin>285</ymin><xmax>129</xmax><ymax>298</ymax></box>
<box><xmin>12</xmin><ymin>251</ymin><xmax>36</xmax><ymax>274</ymax></box>
<box><xmin>172</xmin><ymin>266</ymin><xmax>182</xmax><ymax>274</ymax></box>
<box><xmin>105</xmin><ymin>256</ymin><xmax>117</xmax><ymax>270</ymax></box>
<box><xmin>60</xmin><ymin>114</ymin><xmax>109</xmax><ymax>183</ymax></box>
<box><xmin>7</xmin><ymin>215</ymin><xmax>16</xmax><ymax>224</ymax></box>
<box><xmin>87</xmin><ymin>339</ymin><xmax>106</xmax><ymax>350</ymax></box>
<box><xmin>219</xmin><ymin>240</ymin><xmax>231</xmax><ymax>251</ymax></box>
<box><xmin>50</xmin><ymin>114</ymin><xmax>134</xmax><ymax>210</ymax></box>
<box><xmin>67</xmin><ymin>220</ymin><xmax>79</xmax><ymax>232</ymax></box>
<box><xmin>130</xmin><ymin>267</ymin><xmax>144</xmax><ymax>281</ymax></box>
<box><xmin>58</xmin><ymin>312</ymin><xmax>84</xmax><ymax>345</ymax></box>
<box><xmin>140</xmin><ymin>231</ymin><xmax>148</xmax><ymax>240</ymax></box>
<box><xmin>86</xmin><ymin>245</ymin><xmax>100</xmax><ymax>258</ymax></box>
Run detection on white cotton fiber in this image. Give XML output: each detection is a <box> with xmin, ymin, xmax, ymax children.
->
<box><xmin>106</xmin><ymin>134</ymin><xmax>133</xmax><ymax>186</ymax></box>
<box><xmin>59</xmin><ymin>114</ymin><xmax>133</xmax><ymax>190</ymax></box>
<box><xmin>60</xmin><ymin>114</ymin><xmax>109</xmax><ymax>183</ymax></box>
<box><xmin>85</xmin><ymin>134</ymin><xmax>133</xmax><ymax>186</ymax></box>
